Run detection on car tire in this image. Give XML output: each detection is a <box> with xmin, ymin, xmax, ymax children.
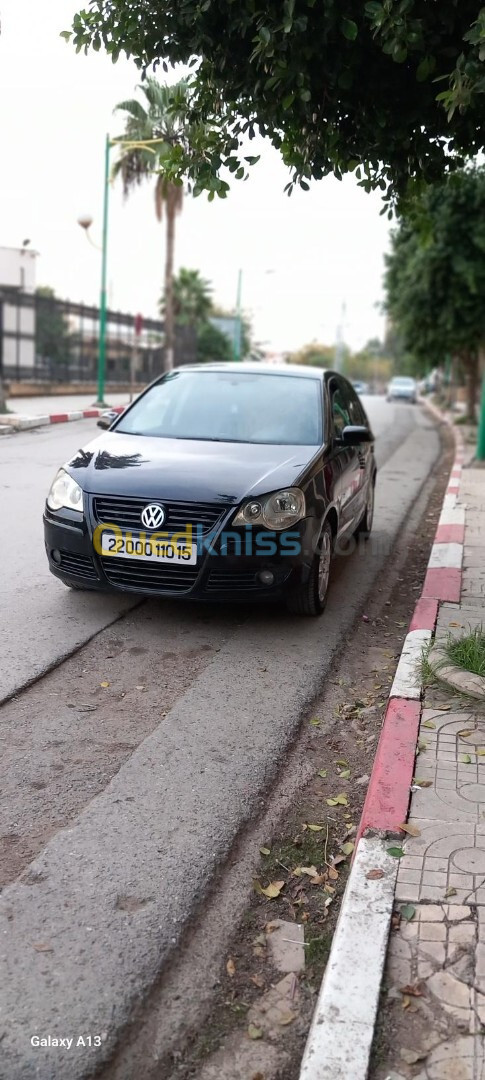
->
<box><xmin>355</xmin><ymin>476</ymin><xmax>375</xmax><ymax>538</ymax></box>
<box><xmin>286</xmin><ymin>520</ymin><xmax>333</xmax><ymax>617</ymax></box>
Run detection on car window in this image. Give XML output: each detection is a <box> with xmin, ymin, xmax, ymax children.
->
<box><xmin>346</xmin><ymin>385</ymin><xmax>367</xmax><ymax>425</ymax></box>
<box><xmin>115</xmin><ymin>370</ymin><xmax>323</xmax><ymax>445</ymax></box>
<box><xmin>330</xmin><ymin>380</ymin><xmax>352</xmax><ymax>435</ymax></box>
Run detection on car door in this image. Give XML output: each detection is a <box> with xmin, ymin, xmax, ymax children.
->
<box><xmin>327</xmin><ymin>376</ymin><xmax>362</xmax><ymax>535</ymax></box>
<box><xmin>342</xmin><ymin>378</ymin><xmax>374</xmax><ymax>522</ymax></box>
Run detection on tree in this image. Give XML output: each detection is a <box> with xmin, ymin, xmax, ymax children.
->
<box><xmin>289</xmin><ymin>343</ymin><xmax>335</xmax><ymax>368</ymax></box>
<box><xmin>197</xmin><ymin>321</ymin><xmax>233</xmax><ymax>363</ymax></box>
<box><xmin>210</xmin><ymin>307</ymin><xmax>252</xmax><ymax>360</ymax></box>
<box><xmin>385</xmin><ymin>167</ymin><xmax>485</xmax><ymax>421</ymax></box>
<box><xmin>113</xmin><ymin>79</ymin><xmax>217</xmax><ymax>370</ymax></box>
<box><xmin>70</xmin><ymin>4</ymin><xmax>485</xmax><ymax>207</ymax></box>
<box><xmin>162</xmin><ymin>268</ymin><xmax>213</xmax><ymax>328</ymax></box>
<box><xmin>35</xmin><ymin>287</ymin><xmax>72</xmax><ymax>379</ymax></box>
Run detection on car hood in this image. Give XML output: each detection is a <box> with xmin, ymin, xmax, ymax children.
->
<box><xmin>65</xmin><ymin>432</ymin><xmax>320</xmax><ymax>504</ymax></box>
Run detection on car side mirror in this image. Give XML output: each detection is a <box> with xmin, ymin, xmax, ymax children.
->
<box><xmin>340</xmin><ymin>425</ymin><xmax>373</xmax><ymax>446</ymax></box>
<box><xmin>97</xmin><ymin>409</ymin><xmax>118</xmax><ymax>430</ymax></box>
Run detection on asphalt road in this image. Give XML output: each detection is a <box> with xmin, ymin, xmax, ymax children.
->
<box><xmin>0</xmin><ymin>398</ymin><xmax>442</xmax><ymax>1080</ymax></box>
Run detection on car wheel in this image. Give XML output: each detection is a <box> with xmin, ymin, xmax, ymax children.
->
<box><xmin>286</xmin><ymin>520</ymin><xmax>333</xmax><ymax>617</ymax></box>
<box><xmin>355</xmin><ymin>476</ymin><xmax>375</xmax><ymax>538</ymax></box>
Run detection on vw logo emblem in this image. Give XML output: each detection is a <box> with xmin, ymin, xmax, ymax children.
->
<box><xmin>141</xmin><ymin>503</ymin><xmax>166</xmax><ymax>529</ymax></box>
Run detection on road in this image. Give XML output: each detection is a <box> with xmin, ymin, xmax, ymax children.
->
<box><xmin>8</xmin><ymin>392</ymin><xmax>129</xmax><ymax>416</ymax></box>
<box><xmin>0</xmin><ymin>398</ymin><xmax>442</xmax><ymax>1080</ymax></box>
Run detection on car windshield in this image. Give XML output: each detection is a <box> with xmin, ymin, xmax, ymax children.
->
<box><xmin>392</xmin><ymin>377</ymin><xmax>415</xmax><ymax>386</ymax></box>
<box><xmin>115</xmin><ymin>370</ymin><xmax>323</xmax><ymax>445</ymax></box>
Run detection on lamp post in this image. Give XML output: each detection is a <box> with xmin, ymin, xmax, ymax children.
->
<box><xmin>78</xmin><ymin>133</ymin><xmax>111</xmax><ymax>407</ymax></box>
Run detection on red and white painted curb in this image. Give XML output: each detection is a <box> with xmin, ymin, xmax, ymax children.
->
<box><xmin>1</xmin><ymin>404</ymin><xmax>126</xmax><ymax>432</ymax></box>
<box><xmin>300</xmin><ymin>408</ymin><xmax>465</xmax><ymax>1080</ymax></box>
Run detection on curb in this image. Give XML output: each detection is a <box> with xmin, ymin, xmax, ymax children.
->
<box><xmin>299</xmin><ymin>402</ymin><xmax>465</xmax><ymax>1080</ymax></box>
<box><xmin>1</xmin><ymin>404</ymin><xmax>126</xmax><ymax>432</ymax></box>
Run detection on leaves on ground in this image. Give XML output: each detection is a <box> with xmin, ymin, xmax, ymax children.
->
<box><xmin>400</xmin><ymin>982</ymin><xmax>424</xmax><ymax>996</ymax></box>
<box><xmin>260</xmin><ymin>847</ymin><xmax>271</xmax><ymax>856</ymax></box>
<box><xmin>366</xmin><ymin>868</ymin><xmax>384</xmax><ymax>879</ymax></box>
<box><xmin>400</xmin><ymin>904</ymin><xmax>416</xmax><ymax>922</ymax></box>
<box><xmin>417</xmin><ymin>739</ymin><xmax>428</xmax><ymax>751</ymax></box>
<box><xmin>100</xmin><ymin>681</ymin><xmax>110</xmax><ymax>688</ymax></box>
<box><xmin>247</xmin><ymin>1024</ymin><xmax>263</xmax><ymax>1040</ymax></box>
<box><xmin>435</xmin><ymin>704</ymin><xmax>451</xmax><ymax>711</ymax></box>
<box><xmin>422</xmin><ymin>719</ymin><xmax>436</xmax><ymax>729</ymax></box>
<box><xmin>458</xmin><ymin>729</ymin><xmax>473</xmax><ymax>737</ymax></box>
<box><xmin>31</xmin><ymin>942</ymin><xmax>53</xmax><ymax>952</ymax></box>
<box><xmin>397</xmin><ymin>823</ymin><xmax>421</xmax><ymax>837</ymax></box>
<box><xmin>317</xmin><ymin>769</ymin><xmax>327</xmax><ymax>778</ymax></box>
<box><xmin>309</xmin><ymin>717</ymin><xmax>321</xmax><ymax>726</ymax></box>
<box><xmin>340</xmin><ymin>842</ymin><xmax>355</xmax><ymax>856</ymax></box>
<box><xmin>413</xmin><ymin>779</ymin><xmax>432</xmax><ymax>788</ymax></box>
<box><xmin>254</xmin><ymin>880</ymin><xmax>285</xmax><ymax>899</ymax></box>
<box><xmin>477</xmin><ymin>748</ymin><xmax>485</xmax><ymax>756</ymax></box>
<box><xmin>250</xmin><ymin>974</ymin><xmax>265</xmax><ymax>988</ymax></box>
<box><xmin>226</xmin><ymin>957</ymin><xmax>236</xmax><ymax>977</ymax></box>
<box><xmin>326</xmin><ymin>794</ymin><xmax>348</xmax><ymax>806</ymax></box>
<box><xmin>460</xmin><ymin>754</ymin><xmax>472</xmax><ymax>764</ymax></box>
<box><xmin>334</xmin><ymin>758</ymin><xmax>348</xmax><ymax>767</ymax></box>
<box><xmin>339</xmin><ymin>768</ymin><xmax>351</xmax><ymax>779</ymax></box>
<box><xmin>445</xmin><ymin>886</ymin><xmax>457</xmax><ymax>898</ymax></box>
<box><xmin>387</xmin><ymin>847</ymin><xmax>405</xmax><ymax>858</ymax></box>
<box><xmin>279</xmin><ymin>1011</ymin><xmax>297</xmax><ymax>1026</ymax></box>
<box><xmin>304</xmin><ymin>823</ymin><xmax>325</xmax><ymax>832</ymax></box>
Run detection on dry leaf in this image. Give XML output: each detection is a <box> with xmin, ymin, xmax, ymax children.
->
<box><xmin>247</xmin><ymin>1024</ymin><xmax>263</xmax><ymax>1040</ymax></box>
<box><xmin>279</xmin><ymin>1011</ymin><xmax>297</xmax><ymax>1026</ymax></box>
<box><xmin>339</xmin><ymin>768</ymin><xmax>351</xmax><ymax>780</ymax></box>
<box><xmin>422</xmin><ymin>720</ymin><xmax>436</xmax><ymax>729</ymax></box>
<box><xmin>402</xmin><ymin>995</ymin><xmax>411</xmax><ymax>1009</ymax></box>
<box><xmin>226</xmin><ymin>957</ymin><xmax>236</xmax><ymax>978</ymax></box>
<box><xmin>260</xmin><ymin>847</ymin><xmax>271</xmax><ymax>856</ymax></box>
<box><xmin>306</xmin><ymin>824</ymin><xmax>325</xmax><ymax>832</ymax></box>
<box><xmin>445</xmin><ymin>886</ymin><xmax>457</xmax><ymax>898</ymax></box>
<box><xmin>341</xmin><ymin>841</ymin><xmax>355</xmax><ymax>856</ymax></box>
<box><xmin>31</xmin><ymin>942</ymin><xmax>53</xmax><ymax>952</ymax></box>
<box><xmin>460</xmin><ymin>754</ymin><xmax>472</xmax><ymax>764</ymax></box>
<box><xmin>400</xmin><ymin>983</ymin><xmax>424</xmax><ymax>997</ymax></box>
<box><xmin>398</xmin><ymin>823</ymin><xmax>421</xmax><ymax>837</ymax></box>
<box><xmin>335</xmin><ymin>758</ymin><xmax>348</xmax><ymax>767</ymax></box>
<box><xmin>317</xmin><ymin>769</ymin><xmax>327</xmax><ymax>778</ymax></box>
<box><xmin>435</xmin><ymin>704</ymin><xmax>451</xmax><ymax>711</ymax></box>
<box><xmin>366</xmin><ymin>868</ymin><xmax>384</xmax><ymax>880</ymax></box>
<box><xmin>309</xmin><ymin>717</ymin><xmax>321</xmax><ymax>726</ymax></box>
<box><xmin>326</xmin><ymin>794</ymin><xmax>348</xmax><ymax>807</ymax></box>
<box><xmin>418</xmin><ymin>739</ymin><xmax>427</xmax><ymax>751</ymax></box>
<box><xmin>477</xmin><ymin>749</ymin><xmax>485</xmax><ymax>756</ymax></box>
<box><xmin>100</xmin><ymin>681</ymin><xmax>110</xmax><ymax>688</ymax></box>
<box><xmin>414</xmin><ymin>779</ymin><xmax>432</xmax><ymax>788</ymax></box>
<box><xmin>328</xmin><ymin>866</ymin><xmax>339</xmax><ymax>881</ymax></box>
<box><xmin>254</xmin><ymin>880</ymin><xmax>285</xmax><ymax>899</ymax></box>
<box><xmin>250</xmin><ymin>974</ymin><xmax>265</xmax><ymax>989</ymax></box>
<box><xmin>458</xmin><ymin>729</ymin><xmax>473</xmax><ymax>737</ymax></box>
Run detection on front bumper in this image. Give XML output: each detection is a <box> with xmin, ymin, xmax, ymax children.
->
<box><xmin>43</xmin><ymin>508</ymin><xmax>321</xmax><ymax>603</ymax></box>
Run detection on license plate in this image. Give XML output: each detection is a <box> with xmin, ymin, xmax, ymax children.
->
<box><xmin>100</xmin><ymin>531</ymin><xmax>197</xmax><ymax>565</ymax></box>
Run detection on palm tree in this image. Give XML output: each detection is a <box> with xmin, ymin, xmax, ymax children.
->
<box><xmin>162</xmin><ymin>268</ymin><xmax>213</xmax><ymax>329</ymax></box>
<box><xmin>113</xmin><ymin>79</ymin><xmax>193</xmax><ymax>371</ymax></box>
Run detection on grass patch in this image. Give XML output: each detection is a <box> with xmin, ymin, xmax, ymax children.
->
<box><xmin>305</xmin><ymin>930</ymin><xmax>332</xmax><ymax>966</ymax></box>
<box><xmin>446</xmin><ymin>627</ymin><xmax>485</xmax><ymax>677</ymax></box>
<box><xmin>419</xmin><ymin>639</ymin><xmax>436</xmax><ymax>687</ymax></box>
<box><xmin>454</xmin><ymin>413</ymin><xmax>477</xmax><ymax>426</ymax></box>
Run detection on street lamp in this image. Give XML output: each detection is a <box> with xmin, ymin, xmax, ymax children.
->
<box><xmin>78</xmin><ymin>133</ymin><xmax>111</xmax><ymax>407</ymax></box>
<box><xmin>233</xmin><ymin>268</ymin><xmax>276</xmax><ymax>362</ymax></box>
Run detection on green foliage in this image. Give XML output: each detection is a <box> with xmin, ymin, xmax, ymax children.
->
<box><xmin>446</xmin><ymin>628</ymin><xmax>485</xmax><ymax>677</ymax></box>
<box><xmin>69</xmin><ymin>2</ymin><xmax>485</xmax><ymax>206</ymax></box>
<box><xmin>35</xmin><ymin>287</ymin><xmax>72</xmax><ymax>374</ymax></box>
<box><xmin>196</xmin><ymin>321</ymin><xmax>233</xmax><ymax>363</ymax></box>
<box><xmin>162</xmin><ymin>268</ymin><xmax>213</xmax><ymax>327</ymax></box>
<box><xmin>289</xmin><ymin>343</ymin><xmax>336</xmax><ymax>368</ymax></box>
<box><xmin>385</xmin><ymin>167</ymin><xmax>485</xmax><ymax>416</ymax></box>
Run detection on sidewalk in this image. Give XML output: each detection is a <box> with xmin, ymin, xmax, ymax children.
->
<box><xmin>372</xmin><ymin>448</ymin><xmax>485</xmax><ymax>1079</ymax></box>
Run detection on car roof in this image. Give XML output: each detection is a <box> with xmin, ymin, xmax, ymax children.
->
<box><xmin>168</xmin><ymin>362</ymin><xmax>341</xmax><ymax>381</ymax></box>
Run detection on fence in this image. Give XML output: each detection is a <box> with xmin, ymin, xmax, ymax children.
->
<box><xmin>0</xmin><ymin>289</ymin><xmax>196</xmax><ymax>385</ymax></box>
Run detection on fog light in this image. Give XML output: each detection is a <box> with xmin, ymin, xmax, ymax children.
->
<box><xmin>259</xmin><ymin>569</ymin><xmax>275</xmax><ymax>586</ymax></box>
<box><xmin>51</xmin><ymin>549</ymin><xmax>62</xmax><ymax>565</ymax></box>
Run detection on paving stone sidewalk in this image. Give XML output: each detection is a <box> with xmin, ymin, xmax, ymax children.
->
<box><xmin>373</xmin><ymin>461</ymin><xmax>485</xmax><ymax>1080</ymax></box>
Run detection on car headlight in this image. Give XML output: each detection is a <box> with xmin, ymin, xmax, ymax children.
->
<box><xmin>233</xmin><ymin>488</ymin><xmax>306</xmax><ymax>531</ymax></box>
<box><xmin>47</xmin><ymin>468</ymin><xmax>83</xmax><ymax>513</ymax></box>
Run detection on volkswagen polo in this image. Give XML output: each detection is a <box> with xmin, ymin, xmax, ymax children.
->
<box><xmin>44</xmin><ymin>363</ymin><xmax>376</xmax><ymax>616</ymax></box>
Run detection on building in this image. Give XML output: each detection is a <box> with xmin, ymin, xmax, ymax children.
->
<box><xmin>0</xmin><ymin>245</ymin><xmax>38</xmax><ymax>376</ymax></box>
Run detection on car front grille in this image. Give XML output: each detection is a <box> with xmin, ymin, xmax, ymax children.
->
<box><xmin>58</xmin><ymin>551</ymin><xmax>98</xmax><ymax>580</ymax></box>
<box><xmin>92</xmin><ymin>496</ymin><xmax>231</xmax><ymax>536</ymax></box>
<box><xmin>101</xmin><ymin>556</ymin><xmax>199</xmax><ymax>594</ymax></box>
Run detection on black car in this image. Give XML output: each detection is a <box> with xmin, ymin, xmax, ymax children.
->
<box><xmin>44</xmin><ymin>363</ymin><xmax>376</xmax><ymax>616</ymax></box>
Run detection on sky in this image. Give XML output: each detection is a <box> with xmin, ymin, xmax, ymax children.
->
<box><xmin>0</xmin><ymin>0</ymin><xmax>391</xmax><ymax>354</ymax></box>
